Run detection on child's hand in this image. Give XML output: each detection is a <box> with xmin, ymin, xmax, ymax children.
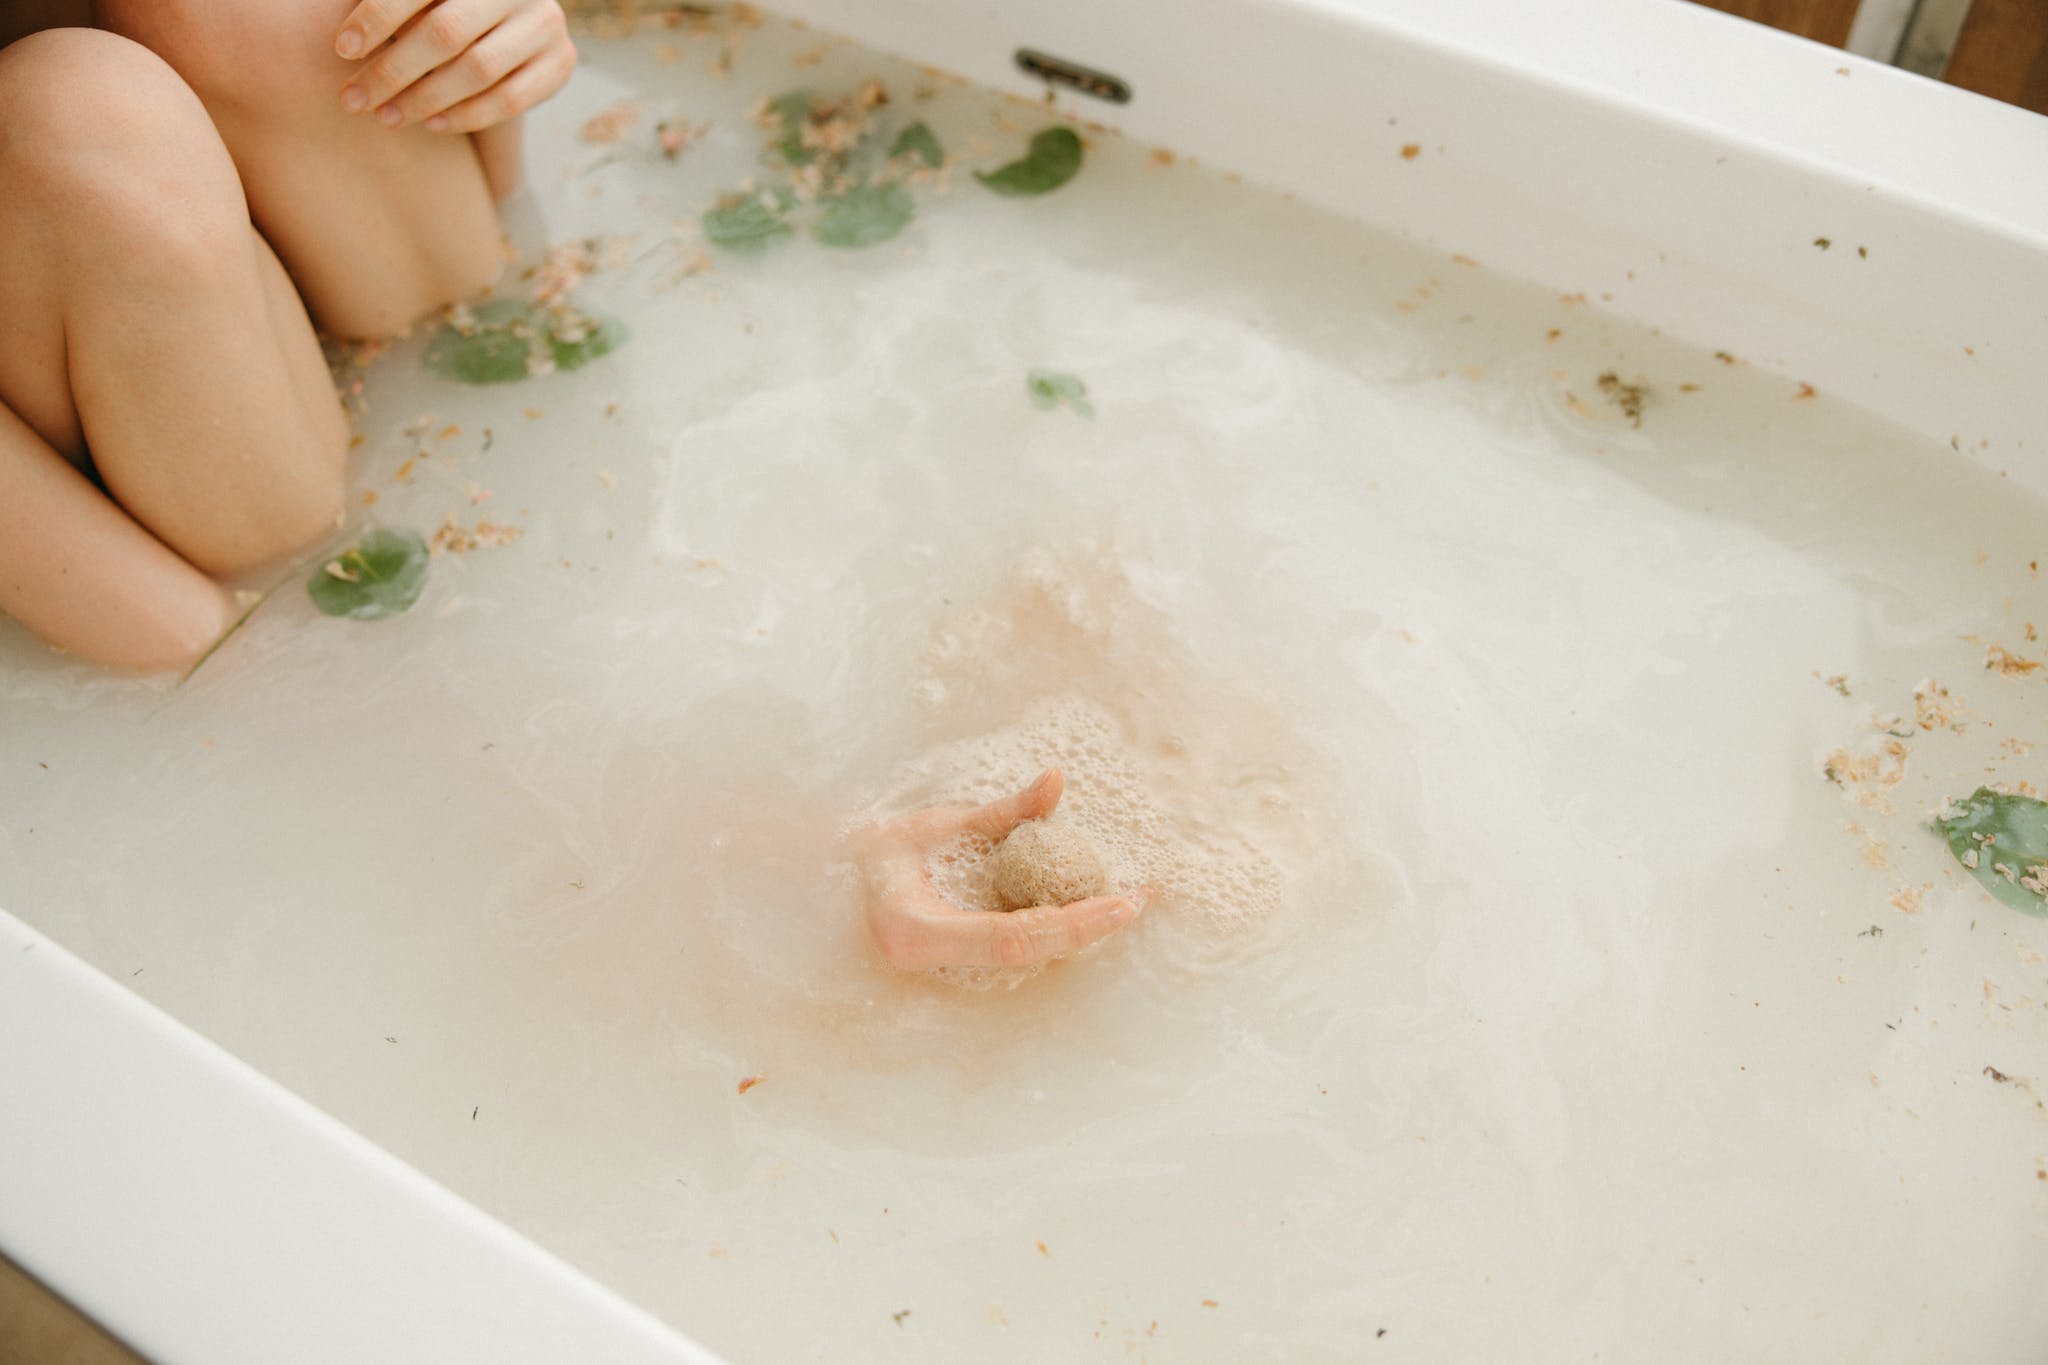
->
<box><xmin>847</xmin><ymin>768</ymin><xmax>1149</xmax><ymax>971</ymax></box>
<box><xmin>335</xmin><ymin>0</ymin><xmax>575</xmax><ymax>133</ymax></box>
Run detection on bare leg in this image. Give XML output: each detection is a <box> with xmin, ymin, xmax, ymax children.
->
<box><xmin>94</xmin><ymin>0</ymin><xmax>507</xmax><ymax>340</ymax></box>
<box><xmin>0</xmin><ymin>401</ymin><xmax>230</xmax><ymax>672</ymax></box>
<box><xmin>0</xmin><ymin>29</ymin><xmax>348</xmax><ymax>665</ymax></box>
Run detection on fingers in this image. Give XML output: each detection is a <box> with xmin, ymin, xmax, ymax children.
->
<box><xmin>383</xmin><ymin>4</ymin><xmax>554</xmax><ymax>128</ymax></box>
<box><xmin>958</xmin><ymin>767</ymin><xmax>1064</xmax><ymax>841</ymax></box>
<box><xmin>339</xmin><ymin>0</ymin><xmax>574</xmax><ymax>130</ymax></box>
<box><xmin>343</xmin><ymin>0</ymin><xmax>499</xmax><ymax>111</ymax></box>
<box><xmin>851</xmin><ymin>768</ymin><xmax>1148</xmax><ymax>970</ymax></box>
<box><xmin>872</xmin><ymin>886</ymin><xmax>1150</xmax><ymax>972</ymax></box>
<box><xmin>336</xmin><ymin>0</ymin><xmax>431</xmax><ymax>59</ymax></box>
<box><xmin>955</xmin><ymin>891</ymin><xmax>1148</xmax><ymax>970</ymax></box>
<box><xmin>853</xmin><ymin>767</ymin><xmax>1065</xmax><ymax>858</ymax></box>
<box><xmin>422</xmin><ymin>37</ymin><xmax>577</xmax><ymax>133</ymax></box>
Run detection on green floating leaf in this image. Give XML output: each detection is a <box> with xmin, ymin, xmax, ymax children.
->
<box><xmin>976</xmin><ymin>127</ymin><xmax>1083</xmax><ymax>196</ymax></box>
<box><xmin>307</xmin><ymin>528</ymin><xmax>431</xmax><ymax>622</ymax></box>
<box><xmin>425</xmin><ymin>299</ymin><xmax>627</xmax><ymax>383</ymax></box>
<box><xmin>703</xmin><ymin>195</ymin><xmax>793</xmax><ymax>248</ymax></box>
<box><xmin>548</xmin><ymin>312</ymin><xmax>627</xmax><ymax>372</ymax></box>
<box><xmin>423</xmin><ymin>299</ymin><xmax>536</xmax><ymax>385</ymax></box>
<box><xmin>889</xmin><ymin>121</ymin><xmax>944</xmax><ymax>168</ymax></box>
<box><xmin>811</xmin><ymin>182</ymin><xmax>915</xmax><ymax>248</ymax></box>
<box><xmin>1932</xmin><ymin>787</ymin><xmax>2048</xmax><ymax>916</ymax></box>
<box><xmin>769</xmin><ymin>89</ymin><xmax>815</xmax><ymax>165</ymax></box>
<box><xmin>1026</xmin><ymin>369</ymin><xmax>1094</xmax><ymax>417</ymax></box>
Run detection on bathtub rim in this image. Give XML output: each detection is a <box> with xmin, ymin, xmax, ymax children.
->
<box><xmin>0</xmin><ymin>909</ymin><xmax>721</xmax><ymax>1365</ymax></box>
<box><xmin>776</xmin><ymin>0</ymin><xmax>2048</xmax><ymax>481</ymax></box>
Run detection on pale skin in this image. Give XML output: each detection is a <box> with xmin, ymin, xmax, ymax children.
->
<box><xmin>1</xmin><ymin>2</ymin><xmax>1105</xmax><ymax>970</ymax></box>
<box><xmin>847</xmin><ymin>767</ymin><xmax>1151</xmax><ymax>970</ymax></box>
<box><xmin>0</xmin><ymin>0</ymin><xmax>572</xmax><ymax>670</ymax></box>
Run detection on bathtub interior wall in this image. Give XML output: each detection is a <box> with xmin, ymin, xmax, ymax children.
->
<box><xmin>771</xmin><ymin>0</ymin><xmax>2048</xmax><ymax>474</ymax></box>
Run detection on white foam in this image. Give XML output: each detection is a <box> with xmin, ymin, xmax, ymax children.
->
<box><xmin>860</xmin><ymin>543</ymin><xmax>1355</xmax><ymax>977</ymax></box>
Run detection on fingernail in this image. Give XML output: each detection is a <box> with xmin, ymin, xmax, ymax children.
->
<box><xmin>425</xmin><ymin>114</ymin><xmax>449</xmax><ymax>132</ymax></box>
<box><xmin>341</xmin><ymin>85</ymin><xmax>367</xmax><ymax>112</ymax></box>
<box><xmin>335</xmin><ymin>27</ymin><xmax>363</xmax><ymax>58</ymax></box>
<box><xmin>1107</xmin><ymin>899</ymin><xmax>1136</xmax><ymax>925</ymax></box>
<box><xmin>377</xmin><ymin>104</ymin><xmax>402</xmax><ymax>127</ymax></box>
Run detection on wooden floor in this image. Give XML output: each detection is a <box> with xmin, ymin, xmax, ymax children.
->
<box><xmin>1689</xmin><ymin>0</ymin><xmax>1863</xmax><ymax>45</ymax></box>
<box><xmin>1943</xmin><ymin>0</ymin><xmax>2048</xmax><ymax>112</ymax></box>
<box><xmin>1690</xmin><ymin>0</ymin><xmax>2048</xmax><ymax>112</ymax></box>
<box><xmin>0</xmin><ymin>1255</ymin><xmax>145</xmax><ymax>1365</ymax></box>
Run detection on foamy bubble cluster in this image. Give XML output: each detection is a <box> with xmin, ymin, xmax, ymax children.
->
<box><xmin>893</xmin><ymin>695</ymin><xmax>1289</xmax><ymax>939</ymax></box>
<box><xmin>859</xmin><ymin>542</ymin><xmax>1351</xmax><ymax>977</ymax></box>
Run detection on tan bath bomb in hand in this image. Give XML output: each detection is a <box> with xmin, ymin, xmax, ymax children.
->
<box><xmin>992</xmin><ymin>819</ymin><xmax>1110</xmax><ymax>910</ymax></box>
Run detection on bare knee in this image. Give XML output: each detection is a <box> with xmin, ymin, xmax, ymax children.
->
<box><xmin>0</xmin><ymin>28</ymin><xmax>220</xmax><ymax>164</ymax></box>
<box><xmin>0</xmin><ymin>28</ymin><xmax>249</xmax><ymax>274</ymax></box>
<box><xmin>0</xmin><ymin>29</ymin><xmax>347</xmax><ymax>577</ymax></box>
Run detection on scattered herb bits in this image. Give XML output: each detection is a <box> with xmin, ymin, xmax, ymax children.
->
<box><xmin>1597</xmin><ymin>372</ymin><xmax>1650</xmax><ymax>428</ymax></box>
<box><xmin>812</xmin><ymin>182</ymin><xmax>915</xmax><ymax>248</ymax></box>
<box><xmin>307</xmin><ymin>529</ymin><xmax>431</xmax><ymax>621</ymax></box>
<box><xmin>424</xmin><ymin>300</ymin><xmax>627</xmax><ymax>385</ymax></box>
<box><xmin>976</xmin><ymin>127</ymin><xmax>1083</xmax><ymax>196</ymax></box>
<box><xmin>1932</xmin><ymin>787</ymin><xmax>2048</xmax><ymax>916</ymax></box>
<box><xmin>1027</xmin><ymin>369</ymin><xmax>1094</xmax><ymax>417</ymax></box>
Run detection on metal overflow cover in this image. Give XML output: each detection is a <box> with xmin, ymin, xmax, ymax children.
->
<box><xmin>1015</xmin><ymin>49</ymin><xmax>1132</xmax><ymax>103</ymax></box>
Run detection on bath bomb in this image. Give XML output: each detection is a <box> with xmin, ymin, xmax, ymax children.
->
<box><xmin>992</xmin><ymin>819</ymin><xmax>1110</xmax><ymax>910</ymax></box>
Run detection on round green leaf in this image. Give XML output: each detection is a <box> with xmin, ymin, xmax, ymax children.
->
<box><xmin>424</xmin><ymin>299</ymin><xmax>538</xmax><ymax>385</ymax></box>
<box><xmin>975</xmin><ymin>127</ymin><xmax>1084</xmax><ymax>196</ymax></box>
<box><xmin>811</xmin><ymin>182</ymin><xmax>915</xmax><ymax>248</ymax></box>
<box><xmin>548</xmin><ymin>312</ymin><xmax>628</xmax><ymax>371</ymax></box>
<box><xmin>1932</xmin><ymin>787</ymin><xmax>2048</xmax><ymax>916</ymax></box>
<box><xmin>889</xmin><ymin>121</ymin><xmax>945</xmax><ymax>168</ymax></box>
<box><xmin>307</xmin><ymin>528</ymin><xmax>432</xmax><ymax>622</ymax></box>
<box><xmin>704</xmin><ymin>196</ymin><xmax>794</xmax><ymax>248</ymax></box>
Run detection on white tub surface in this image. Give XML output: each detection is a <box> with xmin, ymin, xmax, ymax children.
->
<box><xmin>780</xmin><ymin>0</ymin><xmax>2048</xmax><ymax>469</ymax></box>
<box><xmin>0</xmin><ymin>913</ymin><xmax>717</xmax><ymax>1365</ymax></box>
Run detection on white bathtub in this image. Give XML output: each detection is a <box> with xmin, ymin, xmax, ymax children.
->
<box><xmin>3</xmin><ymin>1</ymin><xmax>2046</xmax><ymax>1360</ymax></box>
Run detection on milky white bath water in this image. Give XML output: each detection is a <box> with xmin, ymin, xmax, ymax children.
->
<box><xmin>2</xmin><ymin>11</ymin><xmax>2043</xmax><ymax>1362</ymax></box>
